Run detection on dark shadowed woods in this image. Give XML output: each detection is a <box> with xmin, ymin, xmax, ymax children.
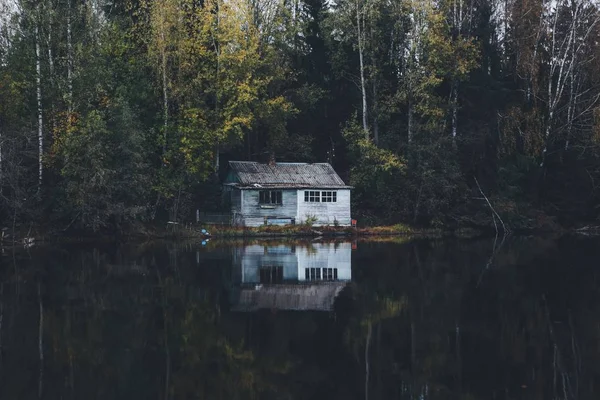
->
<box><xmin>2</xmin><ymin>0</ymin><xmax>600</xmax><ymax>233</ymax></box>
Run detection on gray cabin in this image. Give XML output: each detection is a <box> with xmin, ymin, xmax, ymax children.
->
<box><xmin>223</xmin><ymin>161</ymin><xmax>352</xmax><ymax>227</ymax></box>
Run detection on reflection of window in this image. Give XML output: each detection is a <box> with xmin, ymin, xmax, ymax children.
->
<box><xmin>321</xmin><ymin>191</ymin><xmax>337</xmax><ymax>202</ymax></box>
<box><xmin>260</xmin><ymin>266</ymin><xmax>283</xmax><ymax>283</ymax></box>
<box><xmin>323</xmin><ymin>268</ymin><xmax>337</xmax><ymax>280</ymax></box>
<box><xmin>304</xmin><ymin>191</ymin><xmax>320</xmax><ymax>202</ymax></box>
<box><xmin>259</xmin><ymin>190</ymin><xmax>282</xmax><ymax>205</ymax></box>
<box><xmin>305</xmin><ymin>267</ymin><xmax>337</xmax><ymax>281</ymax></box>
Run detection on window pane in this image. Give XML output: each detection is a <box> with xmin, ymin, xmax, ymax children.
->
<box><xmin>277</xmin><ymin>191</ymin><xmax>282</xmax><ymax>204</ymax></box>
<box><xmin>305</xmin><ymin>268</ymin><xmax>309</xmax><ymax>280</ymax></box>
<box><xmin>333</xmin><ymin>192</ymin><xmax>337</xmax><ymax>202</ymax></box>
<box><xmin>304</xmin><ymin>191</ymin><xmax>309</xmax><ymax>202</ymax></box>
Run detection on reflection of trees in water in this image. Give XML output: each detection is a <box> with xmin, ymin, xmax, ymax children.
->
<box><xmin>0</xmin><ymin>244</ymin><xmax>282</xmax><ymax>399</ymax></box>
<box><xmin>343</xmin><ymin>237</ymin><xmax>600</xmax><ymax>399</ymax></box>
<box><xmin>0</xmin><ymin>237</ymin><xmax>599</xmax><ymax>399</ymax></box>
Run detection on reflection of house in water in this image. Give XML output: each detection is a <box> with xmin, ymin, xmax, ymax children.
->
<box><xmin>231</xmin><ymin>242</ymin><xmax>352</xmax><ymax>312</ymax></box>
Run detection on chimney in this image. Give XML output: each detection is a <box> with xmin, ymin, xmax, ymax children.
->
<box><xmin>268</xmin><ymin>152</ymin><xmax>276</xmax><ymax>166</ymax></box>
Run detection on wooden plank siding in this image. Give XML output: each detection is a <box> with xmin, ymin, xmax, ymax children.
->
<box><xmin>235</xmin><ymin>188</ymin><xmax>351</xmax><ymax>227</ymax></box>
<box><xmin>239</xmin><ymin>189</ymin><xmax>298</xmax><ymax>227</ymax></box>
<box><xmin>297</xmin><ymin>189</ymin><xmax>351</xmax><ymax>226</ymax></box>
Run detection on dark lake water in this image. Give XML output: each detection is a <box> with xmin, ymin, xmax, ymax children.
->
<box><xmin>0</xmin><ymin>235</ymin><xmax>599</xmax><ymax>399</ymax></box>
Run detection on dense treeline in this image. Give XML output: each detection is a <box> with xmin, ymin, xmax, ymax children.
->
<box><xmin>1</xmin><ymin>0</ymin><xmax>600</xmax><ymax>232</ymax></box>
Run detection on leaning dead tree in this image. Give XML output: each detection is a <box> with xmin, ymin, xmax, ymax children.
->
<box><xmin>474</xmin><ymin>176</ymin><xmax>508</xmax><ymax>235</ymax></box>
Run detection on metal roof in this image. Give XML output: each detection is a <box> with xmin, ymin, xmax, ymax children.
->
<box><xmin>226</xmin><ymin>161</ymin><xmax>351</xmax><ymax>189</ymax></box>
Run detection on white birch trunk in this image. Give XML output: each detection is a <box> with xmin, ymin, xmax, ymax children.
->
<box><xmin>356</xmin><ymin>0</ymin><xmax>368</xmax><ymax>138</ymax></box>
<box><xmin>35</xmin><ymin>14</ymin><xmax>43</xmax><ymax>191</ymax></box>
<box><xmin>67</xmin><ymin>0</ymin><xmax>73</xmax><ymax>116</ymax></box>
<box><xmin>370</xmin><ymin>22</ymin><xmax>379</xmax><ymax>146</ymax></box>
<box><xmin>161</xmin><ymin>39</ymin><xmax>168</xmax><ymax>157</ymax></box>
<box><xmin>46</xmin><ymin>0</ymin><xmax>54</xmax><ymax>80</ymax></box>
<box><xmin>451</xmin><ymin>82</ymin><xmax>458</xmax><ymax>139</ymax></box>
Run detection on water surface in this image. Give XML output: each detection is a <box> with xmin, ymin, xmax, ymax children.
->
<box><xmin>0</xmin><ymin>236</ymin><xmax>598</xmax><ymax>399</ymax></box>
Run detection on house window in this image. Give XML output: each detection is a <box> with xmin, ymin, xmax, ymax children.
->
<box><xmin>259</xmin><ymin>190</ymin><xmax>282</xmax><ymax>205</ymax></box>
<box><xmin>305</xmin><ymin>267</ymin><xmax>338</xmax><ymax>281</ymax></box>
<box><xmin>321</xmin><ymin>191</ymin><xmax>337</xmax><ymax>202</ymax></box>
<box><xmin>304</xmin><ymin>191</ymin><xmax>320</xmax><ymax>202</ymax></box>
<box><xmin>260</xmin><ymin>266</ymin><xmax>283</xmax><ymax>283</ymax></box>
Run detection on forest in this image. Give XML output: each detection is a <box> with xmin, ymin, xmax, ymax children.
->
<box><xmin>1</xmin><ymin>0</ymin><xmax>600</xmax><ymax>233</ymax></box>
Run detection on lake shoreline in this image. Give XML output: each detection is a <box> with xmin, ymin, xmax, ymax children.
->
<box><xmin>0</xmin><ymin>218</ymin><xmax>578</xmax><ymax>247</ymax></box>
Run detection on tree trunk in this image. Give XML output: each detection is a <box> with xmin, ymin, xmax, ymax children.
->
<box><xmin>370</xmin><ymin>20</ymin><xmax>378</xmax><ymax>146</ymax></box>
<box><xmin>161</xmin><ymin>30</ymin><xmax>168</xmax><ymax>158</ymax></box>
<box><xmin>35</xmin><ymin>11</ymin><xmax>43</xmax><ymax>192</ymax></box>
<box><xmin>67</xmin><ymin>0</ymin><xmax>73</xmax><ymax>116</ymax></box>
<box><xmin>407</xmin><ymin>98</ymin><xmax>414</xmax><ymax>144</ymax></box>
<box><xmin>451</xmin><ymin>81</ymin><xmax>458</xmax><ymax>140</ymax></box>
<box><xmin>356</xmin><ymin>0</ymin><xmax>368</xmax><ymax>138</ymax></box>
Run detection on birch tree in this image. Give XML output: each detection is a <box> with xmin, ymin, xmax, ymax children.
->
<box><xmin>356</xmin><ymin>0</ymin><xmax>368</xmax><ymax>136</ymax></box>
<box><xmin>539</xmin><ymin>0</ymin><xmax>600</xmax><ymax>166</ymax></box>
<box><xmin>146</xmin><ymin>0</ymin><xmax>180</xmax><ymax>158</ymax></box>
<box><xmin>327</xmin><ymin>0</ymin><xmax>371</xmax><ymax>139</ymax></box>
<box><xmin>35</xmin><ymin>3</ymin><xmax>43</xmax><ymax>192</ymax></box>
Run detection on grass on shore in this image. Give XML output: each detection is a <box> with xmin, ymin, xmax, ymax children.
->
<box><xmin>161</xmin><ymin>221</ymin><xmax>447</xmax><ymax>239</ymax></box>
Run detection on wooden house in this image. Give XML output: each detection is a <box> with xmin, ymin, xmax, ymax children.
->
<box><xmin>223</xmin><ymin>161</ymin><xmax>352</xmax><ymax>226</ymax></box>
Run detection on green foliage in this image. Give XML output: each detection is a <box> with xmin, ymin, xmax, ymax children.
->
<box><xmin>343</xmin><ymin>119</ymin><xmax>407</xmax><ymax>223</ymax></box>
<box><xmin>54</xmin><ymin>103</ymin><xmax>150</xmax><ymax>231</ymax></box>
<box><xmin>2</xmin><ymin>0</ymin><xmax>600</xmax><ymax>232</ymax></box>
<box><xmin>304</xmin><ymin>214</ymin><xmax>318</xmax><ymax>226</ymax></box>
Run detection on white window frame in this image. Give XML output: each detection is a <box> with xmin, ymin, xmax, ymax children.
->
<box><xmin>321</xmin><ymin>191</ymin><xmax>337</xmax><ymax>203</ymax></box>
<box><xmin>304</xmin><ymin>190</ymin><xmax>321</xmax><ymax>202</ymax></box>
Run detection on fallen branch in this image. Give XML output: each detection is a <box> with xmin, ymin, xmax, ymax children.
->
<box><xmin>474</xmin><ymin>177</ymin><xmax>508</xmax><ymax>235</ymax></box>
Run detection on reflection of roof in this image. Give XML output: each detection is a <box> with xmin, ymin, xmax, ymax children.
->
<box><xmin>226</xmin><ymin>161</ymin><xmax>351</xmax><ymax>189</ymax></box>
<box><xmin>232</xmin><ymin>282</ymin><xmax>348</xmax><ymax>312</ymax></box>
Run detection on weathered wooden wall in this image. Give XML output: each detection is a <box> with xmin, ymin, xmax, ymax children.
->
<box><xmin>296</xmin><ymin>189</ymin><xmax>351</xmax><ymax>226</ymax></box>
<box><xmin>240</xmin><ymin>189</ymin><xmax>298</xmax><ymax>227</ymax></box>
<box><xmin>231</xmin><ymin>188</ymin><xmax>352</xmax><ymax>227</ymax></box>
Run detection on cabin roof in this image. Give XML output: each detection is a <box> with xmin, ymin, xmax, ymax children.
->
<box><xmin>232</xmin><ymin>282</ymin><xmax>348</xmax><ymax>312</ymax></box>
<box><xmin>225</xmin><ymin>161</ymin><xmax>351</xmax><ymax>189</ymax></box>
